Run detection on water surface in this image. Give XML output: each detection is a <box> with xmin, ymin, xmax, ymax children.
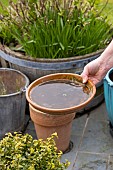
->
<box><xmin>30</xmin><ymin>80</ymin><xmax>91</xmax><ymax>109</ymax></box>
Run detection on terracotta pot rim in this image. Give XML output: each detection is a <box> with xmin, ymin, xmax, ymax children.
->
<box><xmin>26</xmin><ymin>73</ymin><xmax>96</xmax><ymax>115</ymax></box>
<box><xmin>29</xmin><ymin>104</ymin><xmax>75</xmax><ymax>126</ymax></box>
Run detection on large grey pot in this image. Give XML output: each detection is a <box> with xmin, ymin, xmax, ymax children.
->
<box><xmin>0</xmin><ymin>46</ymin><xmax>104</xmax><ymax>112</ymax></box>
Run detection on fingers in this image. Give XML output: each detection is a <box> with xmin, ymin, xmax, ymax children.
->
<box><xmin>81</xmin><ymin>66</ymin><xmax>89</xmax><ymax>83</ymax></box>
<box><xmin>81</xmin><ymin>73</ymin><xmax>88</xmax><ymax>83</ymax></box>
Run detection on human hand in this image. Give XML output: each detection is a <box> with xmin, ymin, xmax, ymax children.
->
<box><xmin>81</xmin><ymin>40</ymin><xmax>113</xmax><ymax>85</ymax></box>
<box><xmin>81</xmin><ymin>58</ymin><xmax>105</xmax><ymax>85</ymax></box>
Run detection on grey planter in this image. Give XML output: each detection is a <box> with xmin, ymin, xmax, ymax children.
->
<box><xmin>0</xmin><ymin>46</ymin><xmax>104</xmax><ymax>112</ymax></box>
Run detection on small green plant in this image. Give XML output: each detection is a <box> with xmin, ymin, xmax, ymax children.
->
<box><xmin>0</xmin><ymin>0</ymin><xmax>113</xmax><ymax>59</ymax></box>
<box><xmin>0</xmin><ymin>77</ymin><xmax>7</xmax><ymax>95</ymax></box>
<box><xmin>0</xmin><ymin>132</ymin><xmax>70</xmax><ymax>169</ymax></box>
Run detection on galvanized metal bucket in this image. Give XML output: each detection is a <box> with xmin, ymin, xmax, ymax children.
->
<box><xmin>0</xmin><ymin>68</ymin><xmax>29</xmax><ymax>139</ymax></box>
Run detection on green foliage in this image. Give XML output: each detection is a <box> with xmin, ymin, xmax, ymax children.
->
<box><xmin>0</xmin><ymin>0</ymin><xmax>113</xmax><ymax>58</ymax></box>
<box><xmin>0</xmin><ymin>132</ymin><xmax>70</xmax><ymax>170</ymax></box>
<box><xmin>96</xmin><ymin>0</ymin><xmax>113</xmax><ymax>25</ymax></box>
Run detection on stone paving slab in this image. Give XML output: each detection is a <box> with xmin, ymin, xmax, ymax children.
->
<box><xmin>108</xmin><ymin>156</ymin><xmax>113</xmax><ymax>170</ymax></box>
<box><xmin>61</xmin><ymin>135</ymin><xmax>82</xmax><ymax>170</ymax></box>
<box><xmin>79</xmin><ymin>118</ymin><xmax>113</xmax><ymax>154</ymax></box>
<box><xmin>73</xmin><ymin>152</ymin><xmax>108</xmax><ymax>170</ymax></box>
<box><xmin>89</xmin><ymin>102</ymin><xmax>109</xmax><ymax>121</ymax></box>
<box><xmin>71</xmin><ymin>114</ymin><xmax>88</xmax><ymax>136</ymax></box>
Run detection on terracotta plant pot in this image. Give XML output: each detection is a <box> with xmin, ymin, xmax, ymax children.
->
<box><xmin>29</xmin><ymin>104</ymin><xmax>75</xmax><ymax>152</ymax></box>
<box><xmin>26</xmin><ymin>73</ymin><xmax>96</xmax><ymax>152</ymax></box>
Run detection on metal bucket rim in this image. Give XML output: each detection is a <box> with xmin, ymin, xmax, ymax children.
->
<box><xmin>0</xmin><ymin>68</ymin><xmax>29</xmax><ymax>97</ymax></box>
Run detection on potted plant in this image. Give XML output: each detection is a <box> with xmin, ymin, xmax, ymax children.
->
<box><xmin>0</xmin><ymin>0</ymin><xmax>112</xmax><ymax>109</ymax></box>
<box><xmin>104</xmin><ymin>68</ymin><xmax>113</xmax><ymax>137</ymax></box>
<box><xmin>0</xmin><ymin>132</ymin><xmax>70</xmax><ymax>169</ymax></box>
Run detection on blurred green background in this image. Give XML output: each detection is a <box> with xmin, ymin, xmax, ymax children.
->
<box><xmin>0</xmin><ymin>0</ymin><xmax>113</xmax><ymax>24</ymax></box>
<box><xmin>98</xmin><ymin>0</ymin><xmax>113</xmax><ymax>24</ymax></box>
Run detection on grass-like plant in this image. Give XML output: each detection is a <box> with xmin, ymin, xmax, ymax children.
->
<box><xmin>0</xmin><ymin>132</ymin><xmax>70</xmax><ymax>169</ymax></box>
<box><xmin>0</xmin><ymin>0</ymin><xmax>113</xmax><ymax>59</ymax></box>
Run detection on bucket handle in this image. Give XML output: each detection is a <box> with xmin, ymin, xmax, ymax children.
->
<box><xmin>20</xmin><ymin>87</ymin><xmax>27</xmax><ymax>93</ymax></box>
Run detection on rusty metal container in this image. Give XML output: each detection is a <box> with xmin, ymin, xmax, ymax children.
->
<box><xmin>0</xmin><ymin>68</ymin><xmax>29</xmax><ymax>139</ymax></box>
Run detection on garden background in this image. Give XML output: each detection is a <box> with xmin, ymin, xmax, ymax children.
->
<box><xmin>1</xmin><ymin>0</ymin><xmax>113</xmax><ymax>24</ymax></box>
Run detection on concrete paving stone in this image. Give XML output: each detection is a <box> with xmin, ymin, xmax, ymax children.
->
<box><xmin>107</xmin><ymin>155</ymin><xmax>113</xmax><ymax>170</ymax></box>
<box><xmin>71</xmin><ymin>114</ymin><xmax>88</xmax><ymax>136</ymax></box>
<box><xmin>61</xmin><ymin>135</ymin><xmax>82</xmax><ymax>170</ymax></box>
<box><xmin>89</xmin><ymin>102</ymin><xmax>109</xmax><ymax>122</ymax></box>
<box><xmin>26</xmin><ymin>119</ymin><xmax>35</xmax><ymax>131</ymax></box>
<box><xmin>79</xmin><ymin>118</ymin><xmax>113</xmax><ymax>154</ymax></box>
<box><xmin>21</xmin><ymin>114</ymin><xmax>30</xmax><ymax>133</ymax></box>
<box><xmin>24</xmin><ymin>114</ymin><xmax>30</xmax><ymax>126</ymax></box>
<box><xmin>61</xmin><ymin>151</ymin><xmax>77</xmax><ymax>170</ymax></box>
<box><xmin>73</xmin><ymin>152</ymin><xmax>108</xmax><ymax>170</ymax></box>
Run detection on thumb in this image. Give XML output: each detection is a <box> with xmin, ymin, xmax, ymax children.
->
<box><xmin>81</xmin><ymin>67</ymin><xmax>89</xmax><ymax>83</ymax></box>
<box><xmin>82</xmin><ymin>75</ymin><xmax>88</xmax><ymax>83</ymax></box>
